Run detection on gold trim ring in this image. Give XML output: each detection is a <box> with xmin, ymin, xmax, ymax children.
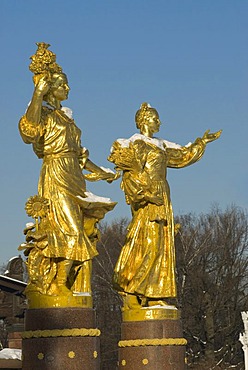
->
<box><xmin>22</xmin><ymin>328</ymin><xmax>101</xmax><ymax>339</ymax></box>
<box><xmin>118</xmin><ymin>338</ymin><xmax>187</xmax><ymax>347</ymax></box>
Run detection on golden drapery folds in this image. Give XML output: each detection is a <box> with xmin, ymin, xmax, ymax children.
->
<box><xmin>19</xmin><ymin>107</ymin><xmax>116</xmax><ymax>302</ymax></box>
<box><xmin>18</xmin><ymin>43</ymin><xmax>118</xmax><ymax>306</ymax></box>
<box><xmin>109</xmin><ymin>125</ymin><xmax>221</xmax><ymax>307</ymax></box>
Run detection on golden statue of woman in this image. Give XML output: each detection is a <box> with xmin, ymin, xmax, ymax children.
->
<box><xmin>108</xmin><ymin>102</ymin><xmax>221</xmax><ymax>310</ymax></box>
<box><xmin>19</xmin><ymin>43</ymin><xmax>117</xmax><ymax>305</ymax></box>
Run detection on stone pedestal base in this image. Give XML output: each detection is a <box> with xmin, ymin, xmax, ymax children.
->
<box><xmin>118</xmin><ymin>308</ymin><xmax>186</xmax><ymax>370</ymax></box>
<box><xmin>22</xmin><ymin>308</ymin><xmax>100</xmax><ymax>370</ymax></box>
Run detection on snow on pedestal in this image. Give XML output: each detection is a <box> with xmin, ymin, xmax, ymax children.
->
<box><xmin>0</xmin><ymin>348</ymin><xmax>22</xmax><ymax>360</ymax></box>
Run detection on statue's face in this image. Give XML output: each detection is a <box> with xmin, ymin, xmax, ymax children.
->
<box><xmin>146</xmin><ymin>112</ymin><xmax>161</xmax><ymax>134</ymax></box>
<box><xmin>51</xmin><ymin>73</ymin><xmax>70</xmax><ymax>102</ymax></box>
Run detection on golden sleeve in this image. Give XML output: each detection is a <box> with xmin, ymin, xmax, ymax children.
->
<box><xmin>19</xmin><ymin>108</ymin><xmax>46</xmax><ymax>144</ymax></box>
<box><xmin>167</xmin><ymin>138</ymin><xmax>206</xmax><ymax>169</ymax></box>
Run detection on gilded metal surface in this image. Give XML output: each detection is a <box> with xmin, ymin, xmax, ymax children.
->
<box><xmin>26</xmin><ymin>291</ymin><xmax>93</xmax><ymax>309</ymax></box>
<box><xmin>118</xmin><ymin>338</ymin><xmax>187</xmax><ymax>347</ymax></box>
<box><xmin>19</xmin><ymin>43</ymin><xmax>118</xmax><ymax>307</ymax></box>
<box><xmin>109</xmin><ymin>102</ymin><xmax>221</xmax><ymax>312</ymax></box>
<box><xmin>22</xmin><ymin>327</ymin><xmax>101</xmax><ymax>339</ymax></box>
<box><xmin>122</xmin><ymin>306</ymin><xmax>180</xmax><ymax>321</ymax></box>
<box><xmin>68</xmin><ymin>351</ymin><xmax>76</xmax><ymax>359</ymax></box>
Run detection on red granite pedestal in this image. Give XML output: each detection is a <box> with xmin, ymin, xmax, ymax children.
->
<box><xmin>118</xmin><ymin>308</ymin><xmax>187</xmax><ymax>370</ymax></box>
<box><xmin>22</xmin><ymin>308</ymin><xmax>100</xmax><ymax>370</ymax></box>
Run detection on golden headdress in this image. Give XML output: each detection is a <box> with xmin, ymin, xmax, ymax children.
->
<box><xmin>29</xmin><ymin>42</ymin><xmax>63</xmax><ymax>86</ymax></box>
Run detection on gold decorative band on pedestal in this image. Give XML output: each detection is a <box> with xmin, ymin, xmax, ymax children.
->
<box><xmin>22</xmin><ymin>328</ymin><xmax>101</xmax><ymax>339</ymax></box>
<box><xmin>118</xmin><ymin>338</ymin><xmax>187</xmax><ymax>347</ymax></box>
<box><xmin>27</xmin><ymin>292</ymin><xmax>93</xmax><ymax>309</ymax></box>
<box><xmin>122</xmin><ymin>307</ymin><xmax>180</xmax><ymax>321</ymax></box>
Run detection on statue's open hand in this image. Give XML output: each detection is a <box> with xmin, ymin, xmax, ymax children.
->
<box><xmin>84</xmin><ymin>169</ymin><xmax>121</xmax><ymax>183</ymax></box>
<box><xmin>106</xmin><ymin>170</ymin><xmax>121</xmax><ymax>183</ymax></box>
<box><xmin>202</xmin><ymin>129</ymin><xmax>222</xmax><ymax>144</ymax></box>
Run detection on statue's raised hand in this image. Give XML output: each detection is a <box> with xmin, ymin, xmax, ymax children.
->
<box><xmin>202</xmin><ymin>129</ymin><xmax>222</xmax><ymax>144</ymax></box>
<box><xmin>35</xmin><ymin>75</ymin><xmax>50</xmax><ymax>96</ymax></box>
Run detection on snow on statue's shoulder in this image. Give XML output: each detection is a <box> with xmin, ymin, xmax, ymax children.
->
<box><xmin>162</xmin><ymin>139</ymin><xmax>182</xmax><ymax>149</ymax></box>
<box><xmin>116</xmin><ymin>133</ymin><xmax>182</xmax><ymax>150</ymax></box>
<box><xmin>61</xmin><ymin>107</ymin><xmax>73</xmax><ymax>119</ymax></box>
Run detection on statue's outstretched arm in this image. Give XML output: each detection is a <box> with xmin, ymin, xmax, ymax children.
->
<box><xmin>167</xmin><ymin>129</ymin><xmax>222</xmax><ymax>169</ymax></box>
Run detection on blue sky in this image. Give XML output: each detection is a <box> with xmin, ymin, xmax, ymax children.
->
<box><xmin>0</xmin><ymin>1</ymin><xmax>247</xmax><ymax>264</ymax></box>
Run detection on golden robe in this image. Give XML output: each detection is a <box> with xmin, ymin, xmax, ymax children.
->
<box><xmin>19</xmin><ymin>106</ymin><xmax>114</xmax><ymax>263</ymax></box>
<box><xmin>108</xmin><ymin>134</ymin><xmax>206</xmax><ymax>298</ymax></box>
